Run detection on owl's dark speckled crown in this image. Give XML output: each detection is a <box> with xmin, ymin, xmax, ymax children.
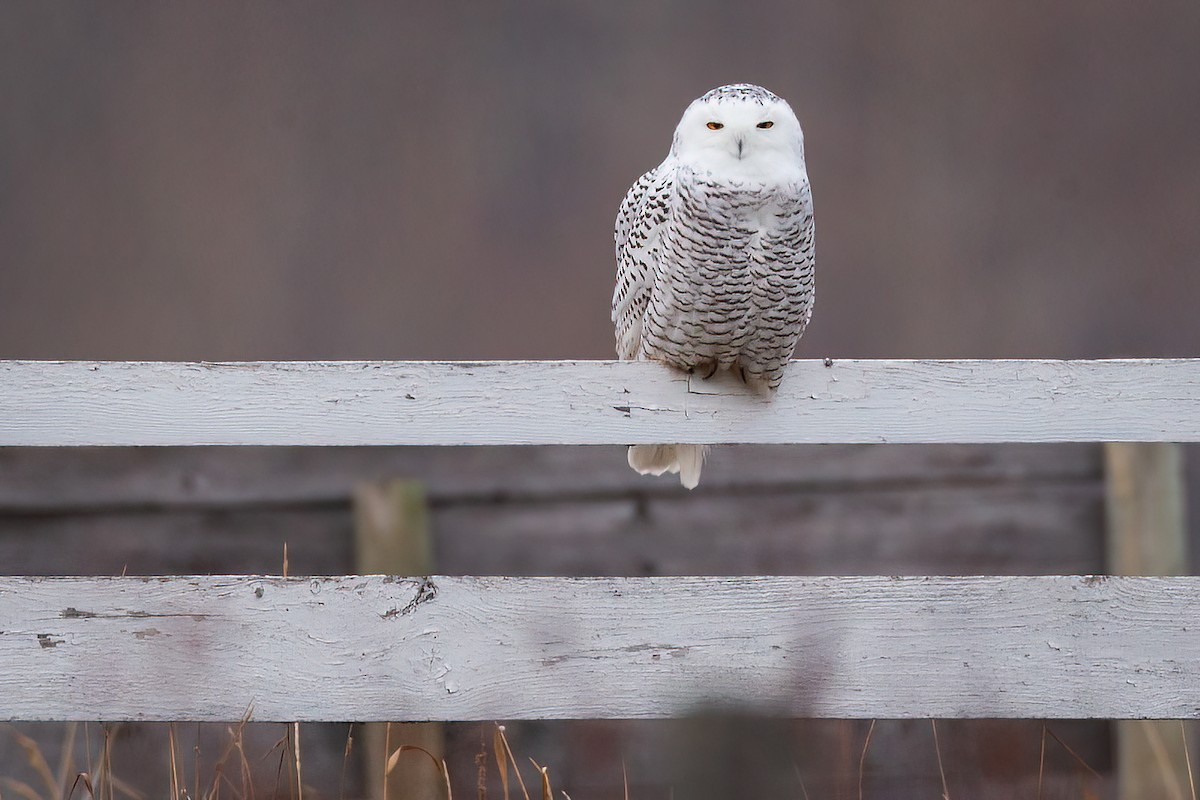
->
<box><xmin>699</xmin><ymin>84</ymin><xmax>781</xmax><ymax>105</ymax></box>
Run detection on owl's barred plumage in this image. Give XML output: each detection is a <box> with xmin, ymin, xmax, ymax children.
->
<box><xmin>612</xmin><ymin>84</ymin><xmax>815</xmax><ymax>488</ymax></box>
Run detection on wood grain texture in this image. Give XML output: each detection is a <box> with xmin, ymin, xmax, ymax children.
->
<box><xmin>2</xmin><ymin>575</ymin><xmax>1198</xmax><ymax>721</ymax></box>
<box><xmin>1106</xmin><ymin>443</ymin><xmax>1188</xmax><ymax>576</ymax></box>
<box><xmin>0</xmin><ymin>443</ymin><xmax>1101</xmax><ymax>511</ymax></box>
<box><xmin>433</xmin><ymin>484</ymin><xmax>1105</xmax><ymax>577</ymax></box>
<box><xmin>0</xmin><ymin>508</ymin><xmax>355</xmax><ymax>577</ymax></box>
<box><xmin>354</xmin><ymin>481</ymin><xmax>444</xmax><ymax>800</ymax></box>
<box><xmin>1105</xmin><ymin>443</ymin><xmax>1192</xmax><ymax>800</ymax></box>
<box><xmin>2</xmin><ymin>359</ymin><xmax>1198</xmax><ymax>446</ymax></box>
<box><xmin>0</xmin><ymin>484</ymin><xmax>1103</xmax><ymax>578</ymax></box>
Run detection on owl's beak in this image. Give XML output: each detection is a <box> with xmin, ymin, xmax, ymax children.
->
<box><xmin>735</xmin><ymin>135</ymin><xmax>745</xmax><ymax>159</ymax></box>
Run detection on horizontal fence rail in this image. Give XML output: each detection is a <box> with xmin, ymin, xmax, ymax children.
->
<box><xmin>1</xmin><ymin>359</ymin><xmax>1199</xmax><ymax>446</ymax></box>
<box><xmin>2</xmin><ymin>575</ymin><xmax>1199</xmax><ymax>721</ymax></box>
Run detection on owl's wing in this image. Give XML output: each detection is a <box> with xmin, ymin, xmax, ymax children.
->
<box><xmin>612</xmin><ymin>163</ymin><xmax>671</xmax><ymax>360</ymax></box>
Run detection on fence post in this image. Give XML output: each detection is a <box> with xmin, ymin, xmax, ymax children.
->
<box><xmin>354</xmin><ymin>479</ymin><xmax>443</xmax><ymax>800</ymax></box>
<box><xmin>1104</xmin><ymin>442</ymin><xmax>1191</xmax><ymax>799</ymax></box>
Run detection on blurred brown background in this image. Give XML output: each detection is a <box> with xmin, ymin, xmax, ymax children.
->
<box><xmin>2</xmin><ymin>2</ymin><xmax>1199</xmax><ymax>798</ymax></box>
<box><xmin>3</xmin><ymin>2</ymin><xmax>1198</xmax><ymax>362</ymax></box>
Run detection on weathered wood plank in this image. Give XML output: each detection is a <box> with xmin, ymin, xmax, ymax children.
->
<box><xmin>2</xmin><ymin>360</ymin><xmax>1198</xmax><ymax>446</ymax></box>
<box><xmin>354</xmin><ymin>481</ymin><xmax>444</xmax><ymax>800</ymax></box>
<box><xmin>0</xmin><ymin>483</ymin><xmax>1103</xmax><ymax>577</ymax></box>
<box><xmin>2</xmin><ymin>575</ymin><xmax>1198</xmax><ymax>721</ymax></box>
<box><xmin>0</xmin><ymin>443</ymin><xmax>1102</xmax><ymax>511</ymax></box>
<box><xmin>433</xmin><ymin>484</ymin><xmax>1105</xmax><ymax>576</ymax></box>
<box><xmin>1105</xmin><ymin>443</ymin><xmax>1188</xmax><ymax>576</ymax></box>
<box><xmin>0</xmin><ymin>508</ymin><xmax>355</xmax><ymax>576</ymax></box>
<box><xmin>1105</xmin><ymin>443</ymin><xmax>1192</xmax><ymax>800</ymax></box>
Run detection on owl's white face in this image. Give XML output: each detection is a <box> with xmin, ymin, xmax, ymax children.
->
<box><xmin>670</xmin><ymin>87</ymin><xmax>806</xmax><ymax>184</ymax></box>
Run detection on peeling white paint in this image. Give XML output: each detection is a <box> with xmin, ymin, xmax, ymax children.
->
<box><xmin>2</xmin><ymin>575</ymin><xmax>1199</xmax><ymax>721</ymax></box>
<box><xmin>1</xmin><ymin>359</ymin><xmax>1198</xmax><ymax>446</ymax></box>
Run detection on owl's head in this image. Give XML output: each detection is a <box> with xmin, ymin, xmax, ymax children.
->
<box><xmin>670</xmin><ymin>84</ymin><xmax>806</xmax><ymax>181</ymax></box>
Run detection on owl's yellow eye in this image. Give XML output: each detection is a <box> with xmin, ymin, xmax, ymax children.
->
<box><xmin>757</xmin><ymin>121</ymin><xmax>774</xmax><ymax>129</ymax></box>
<box><xmin>706</xmin><ymin>121</ymin><xmax>724</xmax><ymax>130</ymax></box>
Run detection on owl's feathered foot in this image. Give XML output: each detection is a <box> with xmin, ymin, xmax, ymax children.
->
<box><xmin>687</xmin><ymin>359</ymin><xmax>720</xmax><ymax>380</ymax></box>
<box><xmin>734</xmin><ymin>361</ymin><xmax>778</xmax><ymax>396</ymax></box>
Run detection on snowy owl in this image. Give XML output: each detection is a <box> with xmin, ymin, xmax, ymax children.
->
<box><xmin>612</xmin><ymin>83</ymin><xmax>815</xmax><ymax>489</ymax></box>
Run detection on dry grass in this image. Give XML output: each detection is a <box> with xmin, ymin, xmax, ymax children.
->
<box><xmin>0</xmin><ymin>722</ymin><xmax>573</xmax><ymax>800</ymax></box>
<box><xmin>1</xmin><ymin>718</ymin><xmax>1194</xmax><ymax>799</ymax></box>
<box><xmin>2</xmin><ymin>723</ymin><xmax>143</xmax><ymax>800</ymax></box>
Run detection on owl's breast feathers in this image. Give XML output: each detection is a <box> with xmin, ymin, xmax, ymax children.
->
<box><xmin>632</xmin><ymin>166</ymin><xmax>813</xmax><ymax>381</ymax></box>
<box><xmin>613</xmin><ymin>159</ymin><xmax>815</xmax><ymax>392</ymax></box>
<box><xmin>673</xmin><ymin>168</ymin><xmax>812</xmax><ymax>274</ymax></box>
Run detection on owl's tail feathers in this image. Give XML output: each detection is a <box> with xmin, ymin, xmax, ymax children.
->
<box><xmin>627</xmin><ymin>444</ymin><xmax>708</xmax><ymax>490</ymax></box>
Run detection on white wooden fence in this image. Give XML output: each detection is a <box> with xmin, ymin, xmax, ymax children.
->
<box><xmin>1</xmin><ymin>359</ymin><xmax>1198</xmax><ymax>723</ymax></box>
<box><xmin>3</xmin><ymin>359</ymin><xmax>1198</xmax><ymax>446</ymax></box>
